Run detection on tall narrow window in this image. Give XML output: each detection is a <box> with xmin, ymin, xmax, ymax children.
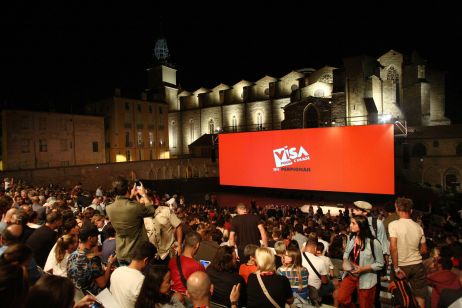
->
<box><xmin>190</xmin><ymin>119</ymin><xmax>195</xmax><ymax>142</ymax></box>
<box><xmin>92</xmin><ymin>142</ymin><xmax>99</xmax><ymax>152</ymax></box>
<box><xmin>257</xmin><ymin>112</ymin><xmax>263</xmax><ymax>130</ymax></box>
<box><xmin>125</xmin><ymin>132</ymin><xmax>130</xmax><ymax>147</ymax></box>
<box><xmin>149</xmin><ymin>132</ymin><xmax>154</xmax><ymax>147</ymax></box>
<box><xmin>232</xmin><ymin>116</ymin><xmax>237</xmax><ymax>132</ymax></box>
<box><xmin>137</xmin><ymin>131</ymin><xmax>143</xmax><ymax>146</ymax></box>
<box><xmin>171</xmin><ymin>121</ymin><xmax>177</xmax><ymax>148</ymax></box>
<box><xmin>209</xmin><ymin>119</ymin><xmax>214</xmax><ymax>134</ymax></box>
<box><xmin>21</xmin><ymin>139</ymin><xmax>31</xmax><ymax>153</ymax></box>
<box><xmin>126</xmin><ymin>150</ymin><xmax>131</xmax><ymax>161</ymax></box>
<box><xmin>39</xmin><ymin>139</ymin><xmax>47</xmax><ymax>152</ymax></box>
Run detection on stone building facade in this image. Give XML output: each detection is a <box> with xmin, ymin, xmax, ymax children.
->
<box><xmin>166</xmin><ymin>49</ymin><xmax>459</xmax><ymax>190</ymax></box>
<box><xmin>168</xmin><ymin>69</ymin><xmax>326</xmax><ymax>156</ymax></box>
<box><xmin>1</xmin><ymin>110</ymin><xmax>105</xmax><ymax>170</ymax></box>
<box><xmin>282</xmin><ymin>50</ymin><xmax>450</xmax><ymax>128</ymax></box>
<box><xmin>85</xmin><ymin>89</ymin><xmax>170</xmax><ymax>163</ymax></box>
<box><xmin>395</xmin><ymin>125</ymin><xmax>462</xmax><ymax>192</ymax></box>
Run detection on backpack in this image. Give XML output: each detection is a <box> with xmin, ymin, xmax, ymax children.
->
<box><xmin>388</xmin><ymin>278</ymin><xmax>419</xmax><ymax>308</ymax></box>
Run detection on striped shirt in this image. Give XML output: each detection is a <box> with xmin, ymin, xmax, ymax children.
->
<box><xmin>277</xmin><ymin>265</ymin><xmax>310</xmax><ymax>299</ymax></box>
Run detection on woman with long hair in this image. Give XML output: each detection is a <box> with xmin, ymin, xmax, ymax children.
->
<box><xmin>336</xmin><ymin>215</ymin><xmax>384</xmax><ymax>308</ymax></box>
<box><xmin>277</xmin><ymin>246</ymin><xmax>310</xmax><ymax>300</ymax></box>
<box><xmin>44</xmin><ymin>234</ymin><xmax>78</xmax><ymax>276</ymax></box>
<box><xmin>206</xmin><ymin>245</ymin><xmax>246</xmax><ymax>307</ymax></box>
<box><xmin>135</xmin><ymin>265</ymin><xmax>184</xmax><ymax>308</ymax></box>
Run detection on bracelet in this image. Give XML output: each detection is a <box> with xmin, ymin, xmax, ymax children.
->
<box><xmin>230</xmin><ymin>301</ymin><xmax>238</xmax><ymax>306</ymax></box>
<box><xmin>394</xmin><ymin>267</ymin><xmax>401</xmax><ymax>272</ymax></box>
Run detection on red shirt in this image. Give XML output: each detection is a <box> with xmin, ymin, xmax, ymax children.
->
<box><xmin>168</xmin><ymin>255</ymin><xmax>205</xmax><ymax>293</ymax></box>
<box><xmin>239</xmin><ymin>263</ymin><xmax>258</xmax><ymax>283</ymax></box>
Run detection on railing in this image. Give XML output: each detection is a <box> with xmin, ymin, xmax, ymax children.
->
<box><xmin>216</xmin><ymin>116</ymin><xmax>406</xmax><ymax>136</ymax></box>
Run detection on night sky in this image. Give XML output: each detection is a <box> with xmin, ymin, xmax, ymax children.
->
<box><xmin>1</xmin><ymin>2</ymin><xmax>461</xmax><ymax>123</ymax></box>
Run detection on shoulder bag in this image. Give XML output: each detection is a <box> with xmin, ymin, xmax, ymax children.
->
<box><xmin>256</xmin><ymin>271</ymin><xmax>281</xmax><ymax>308</ymax></box>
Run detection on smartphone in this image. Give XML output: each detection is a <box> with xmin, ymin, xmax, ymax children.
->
<box><xmin>135</xmin><ymin>179</ymin><xmax>141</xmax><ymax>189</ymax></box>
<box><xmin>200</xmin><ymin>260</ymin><xmax>211</xmax><ymax>268</ymax></box>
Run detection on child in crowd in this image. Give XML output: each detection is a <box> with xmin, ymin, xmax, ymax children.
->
<box><xmin>239</xmin><ymin>244</ymin><xmax>258</xmax><ymax>283</ymax></box>
<box><xmin>277</xmin><ymin>246</ymin><xmax>310</xmax><ymax>301</ymax></box>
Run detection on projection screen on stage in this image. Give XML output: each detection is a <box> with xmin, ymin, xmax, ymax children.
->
<box><xmin>218</xmin><ymin>124</ymin><xmax>394</xmax><ymax>194</ymax></box>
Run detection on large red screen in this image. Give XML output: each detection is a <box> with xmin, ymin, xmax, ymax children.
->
<box><xmin>219</xmin><ymin>124</ymin><xmax>394</xmax><ymax>194</ymax></box>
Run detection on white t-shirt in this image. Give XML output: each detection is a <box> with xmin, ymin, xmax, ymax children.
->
<box><xmin>301</xmin><ymin>252</ymin><xmax>328</xmax><ymax>290</ymax></box>
<box><xmin>43</xmin><ymin>243</ymin><xmax>69</xmax><ymax>277</ymax></box>
<box><xmin>389</xmin><ymin>218</ymin><xmax>426</xmax><ymax>266</ymax></box>
<box><xmin>110</xmin><ymin>266</ymin><xmax>145</xmax><ymax>308</ymax></box>
<box><xmin>318</xmin><ymin>255</ymin><xmax>334</xmax><ymax>274</ymax></box>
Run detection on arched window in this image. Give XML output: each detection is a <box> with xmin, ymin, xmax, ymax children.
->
<box><xmin>444</xmin><ymin>168</ymin><xmax>461</xmax><ymax>192</ymax></box>
<box><xmin>232</xmin><ymin>115</ymin><xmax>237</xmax><ymax>132</ymax></box>
<box><xmin>170</xmin><ymin>121</ymin><xmax>176</xmax><ymax>148</ymax></box>
<box><xmin>189</xmin><ymin>119</ymin><xmax>195</xmax><ymax>142</ymax></box>
<box><xmin>209</xmin><ymin>119</ymin><xmax>215</xmax><ymax>134</ymax></box>
<box><xmin>304</xmin><ymin>104</ymin><xmax>319</xmax><ymax>128</ymax></box>
<box><xmin>411</xmin><ymin>143</ymin><xmax>427</xmax><ymax>158</ymax></box>
<box><xmin>257</xmin><ymin>112</ymin><xmax>263</xmax><ymax>130</ymax></box>
<box><xmin>456</xmin><ymin>142</ymin><xmax>462</xmax><ymax>156</ymax></box>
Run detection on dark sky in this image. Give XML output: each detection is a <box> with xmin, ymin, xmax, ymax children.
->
<box><xmin>1</xmin><ymin>2</ymin><xmax>461</xmax><ymax>122</ymax></box>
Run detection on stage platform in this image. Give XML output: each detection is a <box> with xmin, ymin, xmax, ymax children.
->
<box><xmin>215</xmin><ymin>192</ymin><xmax>351</xmax><ymax>216</ymax></box>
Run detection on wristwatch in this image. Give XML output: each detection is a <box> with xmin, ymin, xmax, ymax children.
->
<box><xmin>230</xmin><ymin>301</ymin><xmax>239</xmax><ymax>307</ymax></box>
<box><xmin>394</xmin><ymin>267</ymin><xmax>401</xmax><ymax>273</ymax></box>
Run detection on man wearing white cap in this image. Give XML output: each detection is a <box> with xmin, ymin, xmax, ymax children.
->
<box><xmin>352</xmin><ymin>201</ymin><xmax>389</xmax><ymax>308</ymax></box>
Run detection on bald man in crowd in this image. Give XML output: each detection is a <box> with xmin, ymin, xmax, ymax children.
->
<box><xmin>187</xmin><ymin>271</ymin><xmax>240</xmax><ymax>308</ymax></box>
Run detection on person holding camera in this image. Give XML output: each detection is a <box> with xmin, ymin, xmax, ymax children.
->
<box><xmin>106</xmin><ymin>176</ymin><xmax>155</xmax><ymax>265</ymax></box>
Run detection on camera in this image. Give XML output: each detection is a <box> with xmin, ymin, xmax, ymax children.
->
<box><xmin>135</xmin><ymin>179</ymin><xmax>141</xmax><ymax>189</ymax></box>
<box><xmin>91</xmin><ymin>302</ymin><xmax>103</xmax><ymax>308</ymax></box>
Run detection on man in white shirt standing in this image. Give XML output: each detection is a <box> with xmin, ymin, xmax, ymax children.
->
<box><xmin>302</xmin><ymin>236</ymin><xmax>330</xmax><ymax>302</ymax></box>
<box><xmin>110</xmin><ymin>242</ymin><xmax>157</xmax><ymax>308</ymax></box>
<box><xmin>389</xmin><ymin>197</ymin><xmax>428</xmax><ymax>308</ymax></box>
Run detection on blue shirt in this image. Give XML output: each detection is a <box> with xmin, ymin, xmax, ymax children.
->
<box><xmin>67</xmin><ymin>248</ymin><xmax>104</xmax><ymax>295</ymax></box>
<box><xmin>343</xmin><ymin>236</ymin><xmax>384</xmax><ymax>289</ymax></box>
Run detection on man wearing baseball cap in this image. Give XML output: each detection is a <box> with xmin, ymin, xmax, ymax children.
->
<box><xmin>352</xmin><ymin>201</ymin><xmax>389</xmax><ymax>308</ymax></box>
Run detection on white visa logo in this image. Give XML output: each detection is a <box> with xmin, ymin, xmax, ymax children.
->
<box><xmin>273</xmin><ymin>146</ymin><xmax>310</xmax><ymax>168</ymax></box>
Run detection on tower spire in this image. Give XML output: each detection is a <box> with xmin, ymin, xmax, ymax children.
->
<box><xmin>153</xmin><ymin>16</ymin><xmax>172</xmax><ymax>66</ymax></box>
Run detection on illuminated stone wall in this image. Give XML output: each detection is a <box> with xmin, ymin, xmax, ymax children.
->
<box><xmin>395</xmin><ymin>125</ymin><xmax>462</xmax><ymax>191</ymax></box>
<box><xmin>201</xmin><ymin>106</ymin><xmax>222</xmax><ymax>135</ymax></box>
<box><xmin>2</xmin><ymin>110</ymin><xmax>105</xmax><ymax>170</ymax></box>
<box><xmin>0</xmin><ymin>157</ymin><xmax>219</xmax><ymax>190</ymax></box>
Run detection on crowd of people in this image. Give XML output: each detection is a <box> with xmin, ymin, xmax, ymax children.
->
<box><xmin>0</xmin><ymin>176</ymin><xmax>461</xmax><ymax>308</ymax></box>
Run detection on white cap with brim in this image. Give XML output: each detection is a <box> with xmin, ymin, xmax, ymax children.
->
<box><xmin>353</xmin><ymin>201</ymin><xmax>372</xmax><ymax>211</ymax></box>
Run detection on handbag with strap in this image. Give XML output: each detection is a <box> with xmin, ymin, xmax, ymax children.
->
<box><xmin>256</xmin><ymin>272</ymin><xmax>281</xmax><ymax>308</ymax></box>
